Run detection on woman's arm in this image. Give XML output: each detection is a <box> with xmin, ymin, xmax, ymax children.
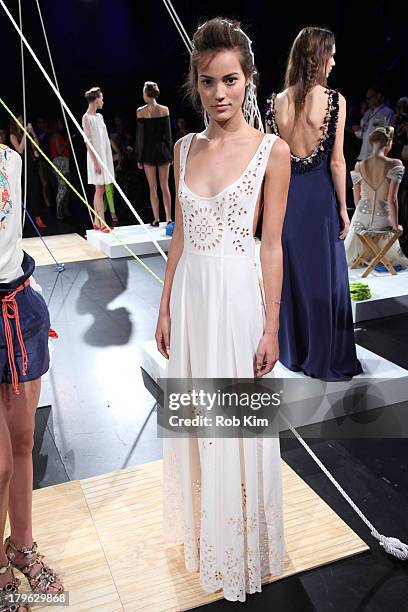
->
<box><xmin>352</xmin><ymin>162</ymin><xmax>361</xmax><ymax>206</ymax></box>
<box><xmin>27</xmin><ymin>123</ymin><xmax>40</xmax><ymax>146</ymax></box>
<box><xmin>10</xmin><ymin>133</ymin><xmax>26</xmax><ymax>155</ymax></box>
<box><xmin>163</xmin><ymin>112</ymin><xmax>173</xmax><ymax>153</ymax></box>
<box><xmin>82</xmin><ymin>114</ymin><xmax>100</xmax><ymax>171</ymax></box>
<box><xmin>330</xmin><ymin>94</ymin><xmax>350</xmax><ymax>239</ymax></box>
<box><xmin>256</xmin><ymin>137</ymin><xmax>290</xmax><ymax>377</ymax></box>
<box><xmin>155</xmin><ymin>139</ymin><xmax>184</xmax><ymax>359</ymax></box>
<box><xmin>136</xmin><ymin>110</ymin><xmax>144</xmax><ymax>169</ymax></box>
<box><xmin>388</xmin><ymin>162</ymin><xmax>404</xmax><ymax>230</ymax></box>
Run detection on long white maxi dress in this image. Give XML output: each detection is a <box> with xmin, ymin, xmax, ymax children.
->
<box><xmin>163</xmin><ymin>133</ymin><xmax>285</xmax><ymax>602</ymax></box>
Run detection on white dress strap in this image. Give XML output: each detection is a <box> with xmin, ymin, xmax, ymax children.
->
<box><xmin>179</xmin><ymin>133</ymin><xmax>195</xmax><ymax>181</ymax></box>
<box><xmin>252</xmin><ymin>134</ymin><xmax>279</xmax><ymax>189</ymax></box>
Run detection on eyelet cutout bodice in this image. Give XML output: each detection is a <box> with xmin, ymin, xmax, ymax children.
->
<box><xmin>178</xmin><ymin>133</ymin><xmax>277</xmax><ymax>256</ymax></box>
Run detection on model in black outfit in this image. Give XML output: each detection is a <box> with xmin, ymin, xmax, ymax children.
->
<box><xmin>136</xmin><ymin>81</ymin><xmax>173</xmax><ymax>226</ymax></box>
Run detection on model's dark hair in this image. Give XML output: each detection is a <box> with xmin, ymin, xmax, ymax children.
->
<box><xmin>186</xmin><ymin>17</ymin><xmax>255</xmax><ymax>112</ymax></box>
<box><xmin>144</xmin><ymin>81</ymin><xmax>160</xmax><ymax>99</ymax></box>
<box><xmin>284</xmin><ymin>26</ymin><xmax>335</xmax><ymax>124</ymax></box>
<box><xmin>85</xmin><ymin>87</ymin><xmax>102</xmax><ymax>103</ymax></box>
<box><xmin>369</xmin><ymin>126</ymin><xmax>394</xmax><ymax>147</ymax></box>
<box><xmin>9</xmin><ymin>116</ymin><xmax>23</xmax><ymax>137</ymax></box>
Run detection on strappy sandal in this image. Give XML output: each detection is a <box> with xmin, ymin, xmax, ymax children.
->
<box><xmin>4</xmin><ymin>539</ymin><xmax>63</xmax><ymax>595</ymax></box>
<box><xmin>0</xmin><ymin>562</ymin><xmax>30</xmax><ymax>612</ymax></box>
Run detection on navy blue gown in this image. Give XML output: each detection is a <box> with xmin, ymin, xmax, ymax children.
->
<box><xmin>265</xmin><ymin>89</ymin><xmax>363</xmax><ymax>381</ymax></box>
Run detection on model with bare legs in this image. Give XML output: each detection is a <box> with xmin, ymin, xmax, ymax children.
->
<box><xmin>82</xmin><ymin>87</ymin><xmax>115</xmax><ymax>233</ymax></box>
<box><xmin>0</xmin><ymin>144</ymin><xmax>63</xmax><ymax>611</ymax></box>
<box><xmin>136</xmin><ymin>81</ymin><xmax>173</xmax><ymax>226</ymax></box>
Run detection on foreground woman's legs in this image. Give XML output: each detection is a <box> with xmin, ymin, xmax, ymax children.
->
<box><xmin>5</xmin><ymin>380</ymin><xmax>40</xmax><ymax>546</ymax></box>
<box><xmin>158</xmin><ymin>163</ymin><xmax>172</xmax><ymax>223</ymax></box>
<box><xmin>143</xmin><ymin>164</ymin><xmax>160</xmax><ymax>223</ymax></box>
<box><xmin>0</xmin><ymin>402</ymin><xmax>12</xmax><ymax>566</ymax></box>
<box><xmin>0</xmin><ymin>388</ymin><xmax>29</xmax><ymax>611</ymax></box>
<box><xmin>3</xmin><ymin>380</ymin><xmax>63</xmax><ymax>593</ymax></box>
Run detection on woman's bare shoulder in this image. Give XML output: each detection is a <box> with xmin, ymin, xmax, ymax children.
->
<box><xmin>265</xmin><ymin>137</ymin><xmax>290</xmax><ymax>173</ymax></box>
<box><xmin>158</xmin><ymin>104</ymin><xmax>170</xmax><ymax>116</ymax></box>
<box><xmin>269</xmin><ymin>136</ymin><xmax>290</xmax><ymax>159</ymax></box>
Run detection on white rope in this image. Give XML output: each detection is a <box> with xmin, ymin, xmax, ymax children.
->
<box><xmin>17</xmin><ymin>0</ymin><xmax>28</xmax><ymax>227</ymax></box>
<box><xmin>34</xmin><ymin>0</ymin><xmax>93</xmax><ymax>224</ymax></box>
<box><xmin>0</xmin><ymin>0</ymin><xmax>168</xmax><ymax>262</ymax></box>
<box><xmin>280</xmin><ymin>413</ymin><xmax>408</xmax><ymax>561</ymax></box>
<box><xmin>162</xmin><ymin>0</ymin><xmax>193</xmax><ymax>53</ymax></box>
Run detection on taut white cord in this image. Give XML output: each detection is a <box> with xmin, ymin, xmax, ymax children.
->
<box><xmin>17</xmin><ymin>0</ymin><xmax>28</xmax><ymax>227</ymax></box>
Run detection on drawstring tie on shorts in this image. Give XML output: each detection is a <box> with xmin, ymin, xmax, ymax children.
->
<box><xmin>1</xmin><ymin>279</ymin><xmax>30</xmax><ymax>394</ymax></box>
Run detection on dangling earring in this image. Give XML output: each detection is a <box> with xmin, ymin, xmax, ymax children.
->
<box><xmin>242</xmin><ymin>79</ymin><xmax>264</xmax><ymax>132</ymax></box>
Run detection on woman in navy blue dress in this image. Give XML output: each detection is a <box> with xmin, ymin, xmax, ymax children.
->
<box><xmin>266</xmin><ymin>27</ymin><xmax>362</xmax><ymax>380</ymax></box>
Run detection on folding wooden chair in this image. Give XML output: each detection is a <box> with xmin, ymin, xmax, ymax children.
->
<box><xmin>351</xmin><ymin>228</ymin><xmax>403</xmax><ymax>277</ymax></box>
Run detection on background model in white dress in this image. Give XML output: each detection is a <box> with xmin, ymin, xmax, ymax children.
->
<box><xmin>163</xmin><ymin>133</ymin><xmax>284</xmax><ymax>603</ymax></box>
<box><xmin>345</xmin><ymin>164</ymin><xmax>408</xmax><ymax>267</ymax></box>
<box><xmin>82</xmin><ymin>112</ymin><xmax>114</xmax><ymax>185</ymax></box>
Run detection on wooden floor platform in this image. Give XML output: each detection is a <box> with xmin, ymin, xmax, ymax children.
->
<box><xmin>8</xmin><ymin>460</ymin><xmax>368</xmax><ymax>611</ymax></box>
<box><xmin>22</xmin><ymin>233</ymin><xmax>106</xmax><ymax>266</ymax></box>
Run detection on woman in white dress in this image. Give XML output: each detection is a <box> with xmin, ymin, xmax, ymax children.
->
<box><xmin>82</xmin><ymin>87</ymin><xmax>115</xmax><ymax>233</ymax></box>
<box><xmin>155</xmin><ymin>18</ymin><xmax>290</xmax><ymax>602</ymax></box>
<box><xmin>345</xmin><ymin>126</ymin><xmax>408</xmax><ymax>268</ymax></box>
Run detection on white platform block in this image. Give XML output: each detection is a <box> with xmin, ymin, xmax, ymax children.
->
<box><xmin>349</xmin><ymin>267</ymin><xmax>408</xmax><ymax>322</ymax></box>
<box><xmin>139</xmin><ymin>340</ymin><xmax>408</xmax><ymax>431</ymax></box>
<box><xmin>86</xmin><ymin>223</ymin><xmax>171</xmax><ymax>258</ymax></box>
<box><xmin>38</xmin><ymin>371</ymin><xmax>52</xmax><ymax>408</ymax></box>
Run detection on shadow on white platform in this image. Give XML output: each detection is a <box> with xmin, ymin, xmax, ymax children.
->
<box><xmin>349</xmin><ymin>266</ymin><xmax>408</xmax><ymax>322</ymax></box>
<box><xmin>139</xmin><ymin>339</ymin><xmax>408</xmax><ymax>431</ymax></box>
<box><xmin>86</xmin><ymin>222</ymin><xmax>171</xmax><ymax>258</ymax></box>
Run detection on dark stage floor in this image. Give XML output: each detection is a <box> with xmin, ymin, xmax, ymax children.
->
<box><xmin>33</xmin><ymin>256</ymin><xmax>408</xmax><ymax>612</ymax></box>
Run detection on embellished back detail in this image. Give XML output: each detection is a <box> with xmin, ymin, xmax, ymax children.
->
<box><xmin>265</xmin><ymin>89</ymin><xmax>339</xmax><ymax>174</ymax></box>
<box><xmin>178</xmin><ymin>133</ymin><xmax>277</xmax><ymax>256</ymax></box>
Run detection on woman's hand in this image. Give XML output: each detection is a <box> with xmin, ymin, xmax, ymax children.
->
<box><xmin>94</xmin><ymin>161</ymin><xmax>102</xmax><ymax>174</ymax></box>
<box><xmin>339</xmin><ymin>209</ymin><xmax>350</xmax><ymax>239</ymax></box>
<box><xmin>156</xmin><ymin>311</ymin><xmax>171</xmax><ymax>360</ymax></box>
<box><xmin>137</xmin><ymin>162</ymin><xmax>144</xmax><ymax>170</ymax></box>
<box><xmin>255</xmin><ymin>331</ymin><xmax>279</xmax><ymax>377</ymax></box>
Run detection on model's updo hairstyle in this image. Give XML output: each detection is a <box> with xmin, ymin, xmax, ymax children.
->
<box><xmin>285</xmin><ymin>26</ymin><xmax>335</xmax><ymax>124</ymax></box>
<box><xmin>144</xmin><ymin>81</ymin><xmax>160</xmax><ymax>99</ymax></box>
<box><xmin>85</xmin><ymin>87</ymin><xmax>102</xmax><ymax>103</ymax></box>
<box><xmin>187</xmin><ymin>17</ymin><xmax>255</xmax><ymax>112</ymax></box>
<box><xmin>369</xmin><ymin>126</ymin><xmax>394</xmax><ymax>147</ymax></box>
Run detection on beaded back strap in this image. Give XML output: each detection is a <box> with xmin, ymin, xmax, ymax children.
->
<box><xmin>265</xmin><ymin>89</ymin><xmax>340</xmax><ymax>174</ymax></box>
